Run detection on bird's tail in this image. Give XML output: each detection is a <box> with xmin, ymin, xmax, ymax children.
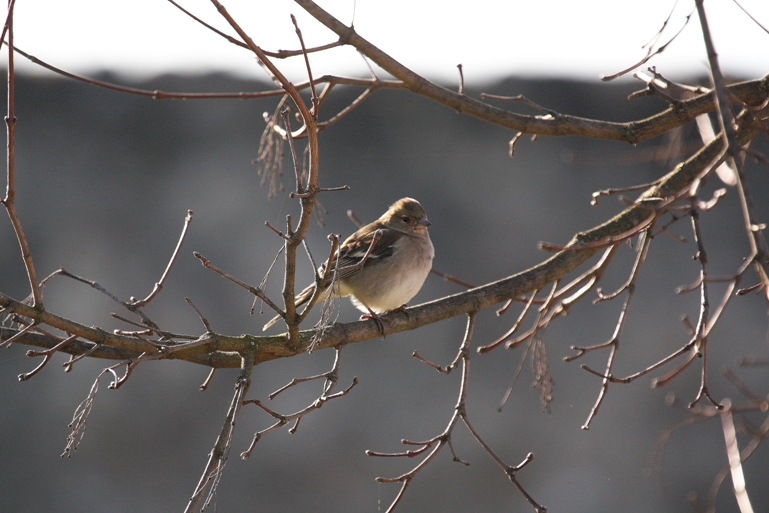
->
<box><xmin>262</xmin><ymin>313</ymin><xmax>283</xmax><ymax>331</ymax></box>
<box><xmin>262</xmin><ymin>285</ymin><xmax>316</xmax><ymax>331</ymax></box>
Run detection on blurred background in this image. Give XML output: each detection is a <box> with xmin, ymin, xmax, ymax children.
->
<box><xmin>1</xmin><ymin>1</ymin><xmax>769</xmax><ymax>512</ymax></box>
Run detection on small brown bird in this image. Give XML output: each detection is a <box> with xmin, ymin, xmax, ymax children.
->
<box><xmin>263</xmin><ymin>198</ymin><xmax>434</xmax><ymax>331</ymax></box>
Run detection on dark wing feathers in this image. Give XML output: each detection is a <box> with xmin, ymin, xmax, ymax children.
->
<box><xmin>333</xmin><ymin>225</ymin><xmax>399</xmax><ymax>279</ymax></box>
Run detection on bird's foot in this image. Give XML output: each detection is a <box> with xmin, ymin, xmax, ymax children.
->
<box><xmin>360</xmin><ymin>309</ymin><xmax>387</xmax><ymax>338</ymax></box>
<box><xmin>389</xmin><ymin>304</ymin><xmax>410</xmax><ymax>318</ymax></box>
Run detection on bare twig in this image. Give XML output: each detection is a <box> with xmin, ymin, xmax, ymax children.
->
<box><xmin>43</xmin><ymin>267</ymin><xmax>163</xmax><ymax>332</ymax></box>
<box><xmin>251</xmin><ymin>245</ymin><xmax>285</xmax><ymax>316</ymax></box>
<box><xmin>480</xmin><ymin>93</ymin><xmax>556</xmax><ymax>117</ymax></box>
<box><xmin>11</xmin><ymin>45</ymin><xmax>295</xmax><ymax>100</ymax></box>
<box><xmin>0</xmin><ymin>319</ymin><xmax>36</xmax><ymax>349</ymax></box>
<box><xmin>200</xmin><ymin>368</ymin><xmax>216</xmax><ymax>391</ymax></box>
<box><xmin>0</xmin><ymin>0</ymin><xmax>16</xmax><ymax>47</ymax></box>
<box><xmin>370</xmin><ymin>313</ymin><xmax>544</xmax><ymax>512</ymax></box>
<box><xmin>132</xmin><ymin>210</ymin><xmax>193</xmax><ymax>307</ymax></box>
<box><xmin>185</xmin><ymin>297</ymin><xmax>213</xmax><ymax>333</ymax></box>
<box><xmin>290</xmin><ymin>14</ymin><xmax>319</xmax><ymax>117</ymax></box>
<box><xmin>1</xmin><ymin>4</ymin><xmax>41</xmax><ymax>306</ymax></box>
<box><xmin>578</xmin><ymin>229</ymin><xmax>652</xmax><ymax>429</ymax></box>
<box><xmin>687</xmin><ymin>201</ymin><xmax>722</xmax><ymax>410</ymax></box>
<box><xmin>167</xmin><ymin>0</ymin><xmax>344</xmax><ymax>57</ymax></box>
<box><xmin>193</xmin><ymin>251</ymin><xmax>284</xmax><ymax>315</ymax></box>
<box><xmin>696</xmin><ymin>0</ymin><xmax>769</xmax><ymax>306</ymax></box>
<box><xmin>591</xmin><ymin>179</ymin><xmax>663</xmax><ymax>206</ymax></box>
<box><xmin>367</xmin><ymin>314</ymin><xmax>477</xmax><ymax>512</ymax></box>
<box><xmin>732</xmin><ymin>0</ymin><xmax>769</xmax><ymax>35</ymax></box>
<box><xmin>241</xmin><ymin>373</ymin><xmax>358</xmax><ymax>459</ymax></box>
<box><xmin>185</xmin><ymin>343</ymin><xmax>255</xmax><ymax>513</ymax></box>
<box><xmin>18</xmin><ymin>334</ymin><xmax>77</xmax><ymax>381</ymax></box>
<box><xmin>602</xmin><ymin>2</ymin><xmax>693</xmax><ymax>81</ymax></box>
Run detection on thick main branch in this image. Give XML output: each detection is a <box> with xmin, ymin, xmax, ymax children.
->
<box><xmin>5</xmin><ymin>104</ymin><xmax>759</xmax><ymax>368</ymax></box>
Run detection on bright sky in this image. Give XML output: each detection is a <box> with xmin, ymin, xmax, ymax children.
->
<box><xmin>10</xmin><ymin>0</ymin><xmax>769</xmax><ymax>84</ymax></box>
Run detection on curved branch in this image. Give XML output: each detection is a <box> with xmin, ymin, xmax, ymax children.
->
<box><xmin>5</xmin><ymin>105</ymin><xmax>760</xmax><ymax>369</ymax></box>
<box><xmin>293</xmin><ymin>0</ymin><xmax>769</xmax><ymax>144</ymax></box>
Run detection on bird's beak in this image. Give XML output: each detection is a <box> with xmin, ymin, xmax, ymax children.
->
<box><xmin>418</xmin><ymin>217</ymin><xmax>431</xmax><ymax>227</ymax></box>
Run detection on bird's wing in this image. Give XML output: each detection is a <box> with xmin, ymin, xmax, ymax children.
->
<box><xmin>262</xmin><ymin>223</ymin><xmax>402</xmax><ymax>331</ymax></box>
<box><xmin>333</xmin><ymin>224</ymin><xmax>399</xmax><ymax>280</ymax></box>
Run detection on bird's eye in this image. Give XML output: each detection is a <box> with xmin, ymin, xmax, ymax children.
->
<box><xmin>401</xmin><ymin>216</ymin><xmax>410</xmax><ymax>223</ymax></box>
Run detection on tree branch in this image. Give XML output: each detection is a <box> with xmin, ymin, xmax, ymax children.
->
<box><xmin>4</xmin><ymin>101</ymin><xmax>762</xmax><ymax>369</ymax></box>
<box><xmin>293</xmin><ymin>0</ymin><xmax>769</xmax><ymax>144</ymax></box>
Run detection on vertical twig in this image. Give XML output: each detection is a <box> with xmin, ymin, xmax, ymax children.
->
<box><xmin>1</xmin><ymin>0</ymin><xmax>41</xmax><ymax>305</ymax></box>
<box><xmin>210</xmin><ymin>0</ymin><xmax>321</xmax><ymax>345</ymax></box>
<box><xmin>688</xmin><ymin>202</ymin><xmax>721</xmax><ymax>409</ymax></box>
<box><xmin>290</xmin><ymin>14</ymin><xmax>319</xmax><ymax>117</ymax></box>
<box><xmin>582</xmin><ymin>230</ymin><xmax>652</xmax><ymax>429</ymax></box>
<box><xmin>185</xmin><ymin>343</ymin><xmax>256</xmax><ymax>513</ymax></box>
<box><xmin>695</xmin><ymin>0</ymin><xmax>769</xmax><ymax>298</ymax></box>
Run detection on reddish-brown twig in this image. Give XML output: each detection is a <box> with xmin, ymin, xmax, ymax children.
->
<box><xmin>132</xmin><ymin>210</ymin><xmax>193</xmax><ymax>307</ymax></box>
<box><xmin>193</xmin><ymin>252</ymin><xmax>283</xmax><ymax>315</ymax></box>
<box><xmin>371</xmin><ymin>314</ymin><xmax>545</xmax><ymax>512</ymax></box>
<box><xmin>185</xmin><ymin>345</ymin><xmax>255</xmax><ymax>513</ymax></box>
<box><xmin>1</xmin><ymin>6</ymin><xmax>41</xmax><ymax>306</ymax></box>
<box><xmin>576</xmin><ymin>229</ymin><xmax>652</xmax><ymax>429</ymax></box>
<box><xmin>696</xmin><ymin>0</ymin><xmax>769</xmax><ymax>307</ymax></box>
<box><xmin>167</xmin><ymin>0</ymin><xmax>344</xmax><ymax>57</ymax></box>
<box><xmin>601</xmin><ymin>2</ymin><xmax>693</xmax><ymax>81</ymax></box>
<box><xmin>41</xmin><ymin>267</ymin><xmax>163</xmax><ymax>333</ymax></box>
<box><xmin>290</xmin><ymin>14</ymin><xmax>319</xmax><ymax>117</ymax></box>
<box><xmin>18</xmin><ymin>334</ymin><xmax>77</xmax><ymax>381</ymax></box>
<box><xmin>241</xmin><ymin>374</ymin><xmax>358</xmax><ymax>458</ymax></box>
<box><xmin>62</xmin><ymin>350</ymin><xmax>164</xmax><ymax>458</ymax></box>
<box><xmin>686</xmin><ymin>202</ymin><xmax>722</xmax><ymax>409</ymax></box>
<box><xmin>185</xmin><ymin>297</ymin><xmax>214</xmax><ymax>334</ymax></box>
<box><xmin>0</xmin><ymin>319</ymin><xmax>36</xmax><ymax>349</ymax></box>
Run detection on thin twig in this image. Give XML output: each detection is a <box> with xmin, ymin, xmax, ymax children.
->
<box><xmin>185</xmin><ymin>297</ymin><xmax>213</xmax><ymax>333</ymax></box>
<box><xmin>601</xmin><ymin>2</ymin><xmax>693</xmax><ymax>81</ymax></box>
<box><xmin>269</xmin><ymin>346</ymin><xmax>344</xmax><ymax>399</ymax></box>
<box><xmin>18</xmin><ymin>334</ymin><xmax>77</xmax><ymax>381</ymax></box>
<box><xmin>732</xmin><ymin>0</ymin><xmax>769</xmax><ymax>35</ymax></box>
<box><xmin>44</xmin><ymin>268</ymin><xmax>163</xmax><ymax>332</ymax></box>
<box><xmin>193</xmin><ymin>252</ymin><xmax>283</xmax><ymax>315</ymax></box>
<box><xmin>132</xmin><ymin>210</ymin><xmax>193</xmax><ymax>307</ymax></box>
<box><xmin>200</xmin><ymin>368</ymin><xmax>216</xmax><ymax>391</ymax></box>
<box><xmin>241</xmin><ymin>373</ymin><xmax>358</xmax><ymax>459</ymax></box>
<box><xmin>167</xmin><ymin>0</ymin><xmax>344</xmax><ymax>57</ymax></box>
<box><xmin>578</xmin><ymin>229</ymin><xmax>652</xmax><ymax>429</ymax></box>
<box><xmin>290</xmin><ymin>14</ymin><xmax>319</xmax><ymax>117</ymax></box>
<box><xmin>185</xmin><ymin>343</ymin><xmax>255</xmax><ymax>513</ymax></box>
<box><xmin>251</xmin><ymin>245</ymin><xmax>285</xmax><ymax>316</ymax></box>
<box><xmin>1</xmin><ymin>5</ymin><xmax>41</xmax><ymax>306</ymax></box>
<box><xmin>687</xmin><ymin>200</ymin><xmax>722</xmax><ymax>409</ymax></box>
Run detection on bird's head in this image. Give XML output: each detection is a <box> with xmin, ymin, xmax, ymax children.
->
<box><xmin>382</xmin><ymin>197</ymin><xmax>431</xmax><ymax>234</ymax></box>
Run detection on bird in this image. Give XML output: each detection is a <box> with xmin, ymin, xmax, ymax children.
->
<box><xmin>263</xmin><ymin>197</ymin><xmax>434</xmax><ymax>331</ymax></box>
